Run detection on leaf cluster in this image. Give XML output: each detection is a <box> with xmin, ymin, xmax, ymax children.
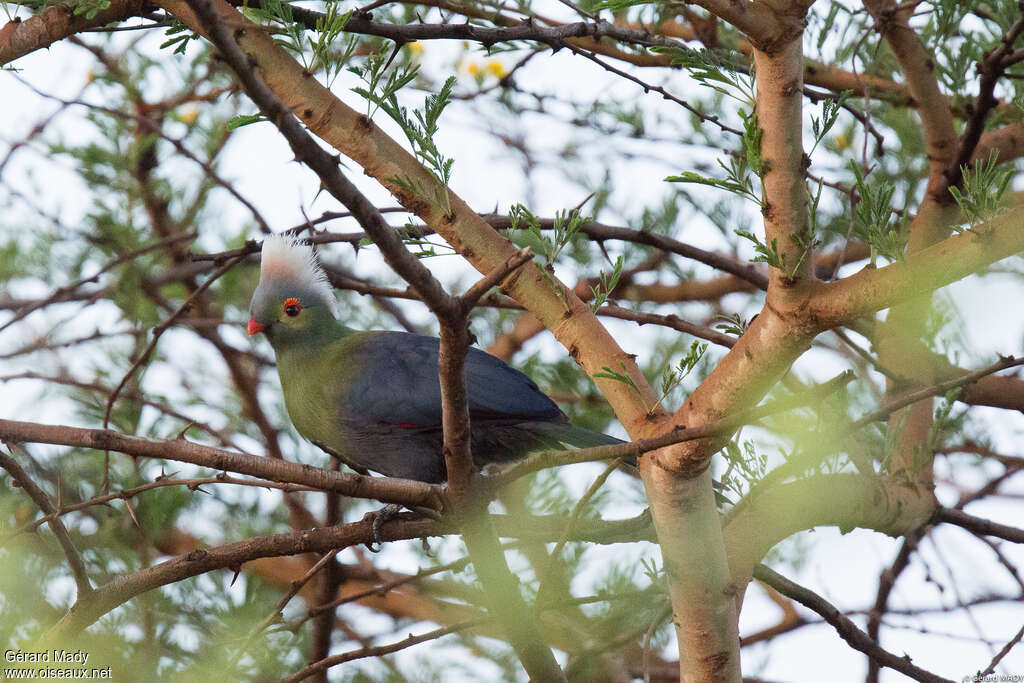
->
<box><xmin>666</xmin><ymin>108</ymin><xmax>765</xmax><ymax>207</ymax></box>
<box><xmin>589</xmin><ymin>255</ymin><xmax>624</xmax><ymax>312</ymax></box>
<box><xmin>352</xmin><ymin>56</ymin><xmax>457</xmax><ymax>212</ymax></box>
<box><xmin>718</xmin><ymin>439</ymin><xmax>768</xmax><ymax>501</ymax></box>
<box><xmin>850</xmin><ymin>162</ymin><xmax>906</xmax><ymax>264</ymax></box>
<box><xmin>508</xmin><ymin>203</ymin><xmax>589</xmax><ymax>265</ymax></box>
<box><xmin>949</xmin><ymin>151</ymin><xmax>1014</xmax><ymax>231</ymax></box>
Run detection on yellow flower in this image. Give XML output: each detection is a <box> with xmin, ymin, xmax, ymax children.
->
<box><xmin>466</xmin><ymin>61</ymin><xmax>481</xmax><ymax>77</ymax></box>
<box><xmin>486</xmin><ymin>61</ymin><xmax>506</xmax><ymax>78</ymax></box>
<box><xmin>408</xmin><ymin>41</ymin><xmax>423</xmax><ymax>55</ymax></box>
<box><xmin>177</xmin><ymin>105</ymin><xmax>200</xmax><ymax>126</ymax></box>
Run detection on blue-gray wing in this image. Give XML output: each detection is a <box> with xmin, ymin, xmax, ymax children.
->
<box><xmin>341</xmin><ymin>332</ymin><xmax>564</xmax><ymax>426</ymax></box>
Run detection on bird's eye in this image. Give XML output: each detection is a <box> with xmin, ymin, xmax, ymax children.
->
<box><xmin>283</xmin><ymin>298</ymin><xmax>302</xmax><ymax>317</ymax></box>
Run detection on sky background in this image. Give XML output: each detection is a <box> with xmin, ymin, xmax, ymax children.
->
<box><xmin>0</xmin><ymin>14</ymin><xmax>1022</xmax><ymax>681</ymax></box>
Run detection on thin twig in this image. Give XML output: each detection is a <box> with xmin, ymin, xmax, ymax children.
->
<box><xmin>536</xmin><ymin>458</ymin><xmax>619</xmax><ymax>601</ymax></box>
<box><xmin>490</xmin><ymin>370</ymin><xmax>855</xmax><ymax>486</ymax></box>
<box><xmin>977</xmin><ymin>622</ymin><xmax>1024</xmax><ymax>678</ymax></box>
<box><xmin>934</xmin><ymin>508</ymin><xmax>1024</xmax><ymax>544</ymax></box>
<box><xmin>281</xmin><ymin>617</ymin><xmax>488</xmax><ymax>683</ymax></box>
<box><xmin>231</xmin><ymin>548</ymin><xmax>341</xmax><ymax>667</ymax></box>
<box><xmin>754</xmin><ymin>564</ymin><xmax>953</xmax><ymax>683</ymax></box>
<box><xmin>0</xmin><ymin>231</ymin><xmax>197</xmax><ymax>336</ymax></box>
<box><xmin>102</xmin><ymin>255</ymin><xmax>246</xmax><ymax>491</ymax></box>
<box><xmin>0</xmin><ymin>447</ymin><xmax>92</xmax><ymax>597</ymax></box>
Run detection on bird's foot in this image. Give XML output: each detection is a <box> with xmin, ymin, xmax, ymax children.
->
<box><xmin>363</xmin><ymin>503</ymin><xmax>402</xmax><ymax>552</ymax></box>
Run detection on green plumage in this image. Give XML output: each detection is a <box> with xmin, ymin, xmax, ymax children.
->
<box><xmin>248</xmin><ymin>235</ymin><xmax>622</xmax><ymax>483</ymax></box>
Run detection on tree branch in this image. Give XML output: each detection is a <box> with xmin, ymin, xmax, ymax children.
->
<box><xmin>0</xmin><ymin>418</ymin><xmax>442</xmax><ymax>508</ymax></box>
<box><xmin>754</xmin><ymin>564</ymin><xmax>954</xmax><ymax>683</ymax></box>
<box><xmin>753</xmin><ymin>33</ymin><xmax>811</xmax><ymax>292</ymax></box>
<box><xmin>183</xmin><ymin>2</ymin><xmax>565</xmax><ymax>677</ymax></box>
<box><xmin>863</xmin><ymin>0</ymin><xmax>956</xmax><ymax>216</ymax></box>
<box><xmin>724</xmin><ymin>474</ymin><xmax>934</xmax><ymax>597</ymax></box>
<box><xmin>807</xmin><ymin>212</ymin><xmax>1024</xmax><ymax>326</ymax></box>
<box><xmin>0</xmin><ymin>446</ymin><xmax>92</xmax><ymax>598</ymax></box>
<box><xmin>865</xmin><ymin>531</ymin><xmax>925</xmax><ymax>683</ymax></box>
<box><xmin>935</xmin><ymin>508</ymin><xmax>1024</xmax><ymax>544</ymax></box>
<box><xmin>43</xmin><ymin>515</ymin><xmax>441</xmax><ymax>640</ymax></box>
<box><xmin>282</xmin><ymin>618</ymin><xmax>487</xmax><ymax>683</ymax></box>
<box><xmin>0</xmin><ymin>0</ymin><xmax>151</xmax><ymax>65</ymax></box>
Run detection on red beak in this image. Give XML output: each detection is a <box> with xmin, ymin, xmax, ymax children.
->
<box><xmin>247</xmin><ymin>318</ymin><xmax>266</xmax><ymax>335</ymax></box>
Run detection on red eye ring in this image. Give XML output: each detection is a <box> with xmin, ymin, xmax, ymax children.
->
<box><xmin>283</xmin><ymin>297</ymin><xmax>302</xmax><ymax>317</ymax></box>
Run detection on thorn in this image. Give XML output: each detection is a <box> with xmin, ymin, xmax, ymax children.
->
<box><xmin>123</xmin><ymin>499</ymin><xmax>140</xmax><ymax>528</ymax></box>
<box><xmin>572</xmin><ymin>191</ymin><xmax>596</xmax><ymax>213</ymax></box>
<box><xmin>176</xmin><ymin>422</ymin><xmax>195</xmax><ymax>440</ymax></box>
<box><xmin>155</xmin><ymin>469</ymin><xmax>178</xmax><ymax>481</ymax></box>
<box><xmin>382</xmin><ymin>42</ymin><xmax>403</xmax><ymax>71</ymax></box>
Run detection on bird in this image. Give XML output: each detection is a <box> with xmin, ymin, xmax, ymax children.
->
<box><xmin>247</xmin><ymin>234</ymin><xmax>623</xmax><ymax>484</ymax></box>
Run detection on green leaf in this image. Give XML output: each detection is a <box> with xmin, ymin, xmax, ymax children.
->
<box><xmin>809</xmin><ymin>90</ymin><xmax>851</xmax><ymax>155</ymax></box>
<box><xmin>593</xmin><ymin>362</ymin><xmax>642</xmax><ymax>397</ymax></box>
<box><xmin>71</xmin><ymin>0</ymin><xmax>111</xmax><ymax>19</ymax></box>
<box><xmin>590</xmin><ymin>255</ymin><xmax>624</xmax><ymax>312</ymax></box>
<box><xmin>226</xmin><ymin>114</ymin><xmax>267</xmax><ymax>131</ymax></box>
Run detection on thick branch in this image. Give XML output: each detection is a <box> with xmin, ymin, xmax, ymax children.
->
<box><xmin>723</xmin><ymin>475</ymin><xmax>935</xmax><ymax>595</ymax></box>
<box><xmin>973</xmin><ymin>121</ymin><xmax>1024</xmax><ymax>166</ymax></box>
<box><xmin>44</xmin><ymin>515</ymin><xmax>441</xmax><ymax>639</ymax></box>
<box><xmin>807</xmin><ymin>212</ymin><xmax>1024</xmax><ymax>326</ymax></box>
<box><xmin>0</xmin><ymin>419</ymin><xmax>441</xmax><ymax>508</ymax></box>
<box><xmin>687</xmin><ymin>1</ymin><xmax>789</xmax><ymax>52</ymax></box>
<box><xmin>0</xmin><ymin>0</ymin><xmax>151</xmax><ymax>64</ymax></box>
<box><xmin>863</xmin><ymin>0</ymin><xmax>956</xmax><ymax>212</ymax></box>
<box><xmin>753</xmin><ymin>36</ymin><xmax>811</xmax><ymax>292</ymax></box>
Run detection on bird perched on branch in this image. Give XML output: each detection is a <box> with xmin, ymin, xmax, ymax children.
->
<box><xmin>247</xmin><ymin>234</ymin><xmax>622</xmax><ymax>483</ymax></box>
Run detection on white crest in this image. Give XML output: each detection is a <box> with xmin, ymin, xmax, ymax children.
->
<box><xmin>259</xmin><ymin>234</ymin><xmax>338</xmax><ymax>317</ymax></box>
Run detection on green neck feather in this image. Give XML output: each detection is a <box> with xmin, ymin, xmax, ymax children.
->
<box><xmin>267</xmin><ymin>306</ymin><xmax>350</xmax><ymax>351</ymax></box>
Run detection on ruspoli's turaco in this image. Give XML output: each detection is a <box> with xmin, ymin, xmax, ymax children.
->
<box><xmin>247</xmin><ymin>235</ymin><xmax>622</xmax><ymax>484</ymax></box>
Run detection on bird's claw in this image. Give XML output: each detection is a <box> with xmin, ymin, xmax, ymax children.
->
<box><xmin>364</xmin><ymin>503</ymin><xmax>401</xmax><ymax>552</ymax></box>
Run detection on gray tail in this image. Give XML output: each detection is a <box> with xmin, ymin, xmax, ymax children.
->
<box><xmin>524</xmin><ymin>422</ymin><xmax>638</xmax><ymax>469</ymax></box>
<box><xmin>526</xmin><ymin>422</ymin><xmax>624</xmax><ymax>449</ymax></box>
<box><xmin>559</xmin><ymin>423</ymin><xmax>623</xmax><ymax>448</ymax></box>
